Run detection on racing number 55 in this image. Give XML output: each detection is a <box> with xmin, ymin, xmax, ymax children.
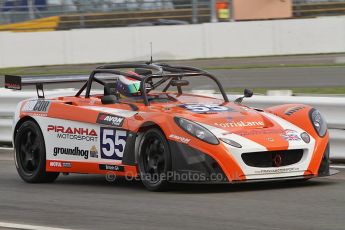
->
<box><xmin>100</xmin><ymin>128</ymin><xmax>127</xmax><ymax>160</ymax></box>
<box><xmin>184</xmin><ymin>104</ymin><xmax>230</xmax><ymax>113</ymax></box>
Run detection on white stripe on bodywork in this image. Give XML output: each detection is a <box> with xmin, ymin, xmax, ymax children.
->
<box><xmin>80</xmin><ymin>106</ymin><xmax>137</xmax><ymax>117</ymax></box>
<box><xmin>199</xmin><ymin>112</ymin><xmax>316</xmax><ymax>180</ymax></box>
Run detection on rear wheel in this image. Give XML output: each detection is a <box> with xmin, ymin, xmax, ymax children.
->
<box><xmin>138</xmin><ymin>129</ymin><xmax>171</xmax><ymax>191</ymax></box>
<box><xmin>15</xmin><ymin>120</ymin><xmax>59</xmax><ymax>183</ymax></box>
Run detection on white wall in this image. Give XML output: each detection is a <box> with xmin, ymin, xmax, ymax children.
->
<box><xmin>1</xmin><ymin>17</ymin><xmax>345</xmax><ymax>68</ymax></box>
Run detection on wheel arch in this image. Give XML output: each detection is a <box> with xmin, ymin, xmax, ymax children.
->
<box><xmin>137</xmin><ymin>121</ymin><xmax>164</xmax><ymax>134</ymax></box>
<box><xmin>13</xmin><ymin>116</ymin><xmax>59</xmax><ymax>183</ymax></box>
<box><xmin>13</xmin><ymin>116</ymin><xmax>40</xmax><ymax>143</ymax></box>
<box><xmin>133</xmin><ymin>121</ymin><xmax>166</xmax><ymax>164</ymax></box>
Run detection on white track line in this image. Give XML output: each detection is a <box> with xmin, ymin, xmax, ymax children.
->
<box><xmin>0</xmin><ymin>222</ymin><xmax>74</xmax><ymax>230</ymax></box>
<box><xmin>331</xmin><ymin>165</ymin><xmax>345</xmax><ymax>169</ymax></box>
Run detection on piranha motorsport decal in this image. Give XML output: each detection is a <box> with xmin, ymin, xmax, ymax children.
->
<box><xmin>47</xmin><ymin>125</ymin><xmax>98</xmax><ymax>142</ymax></box>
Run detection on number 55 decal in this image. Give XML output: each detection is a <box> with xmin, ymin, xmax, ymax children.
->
<box><xmin>182</xmin><ymin>104</ymin><xmax>232</xmax><ymax>113</ymax></box>
<box><xmin>100</xmin><ymin>128</ymin><xmax>127</xmax><ymax>160</ymax></box>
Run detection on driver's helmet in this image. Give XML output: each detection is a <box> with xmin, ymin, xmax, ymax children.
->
<box><xmin>116</xmin><ymin>75</ymin><xmax>141</xmax><ymax>98</ymax></box>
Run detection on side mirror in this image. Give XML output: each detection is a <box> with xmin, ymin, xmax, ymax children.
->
<box><xmin>171</xmin><ymin>79</ymin><xmax>189</xmax><ymax>87</ymax></box>
<box><xmin>235</xmin><ymin>88</ymin><xmax>253</xmax><ymax>104</ymax></box>
<box><xmin>244</xmin><ymin>88</ymin><xmax>253</xmax><ymax>98</ymax></box>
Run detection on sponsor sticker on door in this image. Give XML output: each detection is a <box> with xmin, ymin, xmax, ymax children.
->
<box><xmin>96</xmin><ymin>113</ymin><xmax>125</xmax><ymax>127</ymax></box>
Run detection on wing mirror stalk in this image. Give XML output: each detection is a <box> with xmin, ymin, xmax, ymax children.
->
<box><xmin>235</xmin><ymin>88</ymin><xmax>253</xmax><ymax>104</ymax></box>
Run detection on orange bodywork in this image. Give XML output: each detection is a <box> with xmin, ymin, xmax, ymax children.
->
<box><xmin>16</xmin><ymin>93</ymin><xmax>329</xmax><ymax>183</ymax></box>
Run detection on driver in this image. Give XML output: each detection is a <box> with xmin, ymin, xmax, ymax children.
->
<box><xmin>116</xmin><ymin>75</ymin><xmax>142</xmax><ymax>98</ymax></box>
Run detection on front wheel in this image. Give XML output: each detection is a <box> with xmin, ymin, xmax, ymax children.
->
<box><xmin>15</xmin><ymin>120</ymin><xmax>59</xmax><ymax>183</ymax></box>
<box><xmin>138</xmin><ymin>128</ymin><xmax>171</xmax><ymax>191</ymax></box>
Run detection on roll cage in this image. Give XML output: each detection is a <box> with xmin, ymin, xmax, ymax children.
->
<box><xmin>79</xmin><ymin>63</ymin><xmax>229</xmax><ymax>106</ymax></box>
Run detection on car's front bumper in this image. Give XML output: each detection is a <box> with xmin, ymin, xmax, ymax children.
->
<box><xmin>168</xmin><ymin>141</ymin><xmax>336</xmax><ymax>184</ymax></box>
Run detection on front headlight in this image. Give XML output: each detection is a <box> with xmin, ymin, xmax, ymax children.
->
<box><xmin>174</xmin><ymin>117</ymin><xmax>219</xmax><ymax>145</ymax></box>
<box><xmin>310</xmin><ymin>109</ymin><xmax>327</xmax><ymax>137</ymax></box>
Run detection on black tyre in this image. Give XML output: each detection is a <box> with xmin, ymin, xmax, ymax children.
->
<box><xmin>138</xmin><ymin>128</ymin><xmax>171</xmax><ymax>191</ymax></box>
<box><xmin>14</xmin><ymin>120</ymin><xmax>59</xmax><ymax>183</ymax></box>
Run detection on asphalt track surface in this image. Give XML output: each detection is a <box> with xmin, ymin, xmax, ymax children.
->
<box><xmin>1</xmin><ymin>66</ymin><xmax>345</xmax><ymax>90</ymax></box>
<box><xmin>0</xmin><ymin>149</ymin><xmax>344</xmax><ymax>230</ymax></box>
<box><xmin>2</xmin><ymin>54</ymin><xmax>345</xmax><ymax>89</ymax></box>
<box><xmin>210</xmin><ymin>67</ymin><xmax>345</xmax><ymax>88</ymax></box>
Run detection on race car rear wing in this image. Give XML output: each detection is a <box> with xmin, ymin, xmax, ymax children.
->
<box><xmin>5</xmin><ymin>74</ymin><xmax>90</xmax><ymax>91</ymax></box>
<box><xmin>5</xmin><ymin>74</ymin><xmax>97</xmax><ymax>98</ymax></box>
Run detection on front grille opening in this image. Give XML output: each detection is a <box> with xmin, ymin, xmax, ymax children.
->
<box><xmin>241</xmin><ymin>149</ymin><xmax>304</xmax><ymax>168</ymax></box>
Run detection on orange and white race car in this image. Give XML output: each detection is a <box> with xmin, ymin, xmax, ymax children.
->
<box><xmin>5</xmin><ymin>63</ymin><xmax>336</xmax><ymax>191</ymax></box>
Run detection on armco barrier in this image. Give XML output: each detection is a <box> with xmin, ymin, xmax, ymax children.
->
<box><xmin>0</xmin><ymin>88</ymin><xmax>344</xmax><ymax>160</ymax></box>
